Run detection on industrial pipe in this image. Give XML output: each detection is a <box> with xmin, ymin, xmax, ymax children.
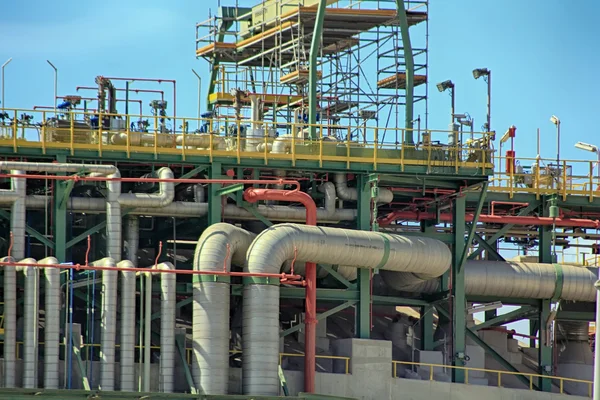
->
<box><xmin>242</xmin><ymin>223</ymin><xmax>450</xmax><ymax>395</ymax></box>
<box><xmin>18</xmin><ymin>257</ymin><xmax>39</xmax><ymax>388</ymax></box>
<box><xmin>154</xmin><ymin>262</ymin><xmax>176</xmax><ymax>393</ymax></box>
<box><xmin>333</xmin><ymin>173</ymin><xmax>394</xmax><ymax>204</ymax></box>
<box><xmin>118</xmin><ymin>260</ymin><xmax>136</xmax><ymax>392</ymax></box>
<box><xmin>192</xmin><ymin>224</ymin><xmax>256</xmax><ymax>395</ymax></box>
<box><xmin>379</xmin><ymin>210</ymin><xmax>600</xmax><ymax>229</ymax></box>
<box><xmin>43</xmin><ymin>257</ymin><xmax>61</xmax><ymax>389</ymax></box>
<box><xmin>243</xmin><ymin>188</ymin><xmax>318</xmax><ymax>394</ymax></box>
<box><xmin>96</xmin><ymin>258</ymin><xmax>118</xmax><ymax>391</ymax></box>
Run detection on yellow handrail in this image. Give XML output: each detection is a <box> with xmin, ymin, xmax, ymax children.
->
<box><xmin>392</xmin><ymin>360</ymin><xmax>593</xmax><ymax>396</ymax></box>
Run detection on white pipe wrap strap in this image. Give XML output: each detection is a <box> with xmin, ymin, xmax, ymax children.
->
<box><xmin>192</xmin><ymin>223</ymin><xmax>255</xmax><ymax>395</ymax></box>
<box><xmin>118</xmin><ymin>260</ymin><xmax>136</xmax><ymax>392</ymax></box>
<box><xmin>243</xmin><ymin>223</ymin><xmax>451</xmax><ymax>395</ymax></box>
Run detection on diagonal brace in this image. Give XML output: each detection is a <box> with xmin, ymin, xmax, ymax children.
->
<box><xmin>280</xmin><ymin>301</ymin><xmax>357</xmax><ymax>337</ymax></box>
<box><xmin>470</xmin><ymin>228</ymin><xmax>505</xmax><ymax>261</ymax></box>
<box><xmin>472</xmin><ymin>307</ymin><xmax>535</xmax><ymax>330</ymax></box>
<box><xmin>459</xmin><ymin>182</ymin><xmax>488</xmax><ymax>271</ymax></box>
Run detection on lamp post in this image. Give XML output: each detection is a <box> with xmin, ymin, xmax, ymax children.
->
<box><xmin>437</xmin><ymin>80</ymin><xmax>455</xmax><ymax>125</ymax></box>
<box><xmin>46</xmin><ymin>60</ymin><xmax>58</xmax><ymax>113</ymax></box>
<box><xmin>192</xmin><ymin>69</ymin><xmax>202</xmax><ymax>131</ymax></box>
<box><xmin>550</xmin><ymin>115</ymin><xmax>561</xmax><ymax>167</ymax></box>
<box><xmin>1</xmin><ymin>57</ymin><xmax>13</xmax><ymax>108</ymax></box>
<box><xmin>473</xmin><ymin>68</ymin><xmax>491</xmax><ymax>132</ymax></box>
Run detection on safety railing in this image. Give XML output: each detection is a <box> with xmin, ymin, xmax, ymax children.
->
<box><xmin>0</xmin><ymin>108</ymin><xmax>494</xmax><ymax>174</ymax></box>
<box><xmin>392</xmin><ymin>360</ymin><xmax>593</xmax><ymax>397</ymax></box>
<box><xmin>489</xmin><ymin>155</ymin><xmax>600</xmax><ymax>200</ymax></box>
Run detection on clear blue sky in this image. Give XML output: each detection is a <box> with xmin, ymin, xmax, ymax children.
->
<box><xmin>1</xmin><ymin>0</ymin><xmax>598</xmax><ymax>337</ymax></box>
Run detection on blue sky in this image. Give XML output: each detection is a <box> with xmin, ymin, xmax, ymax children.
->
<box><xmin>2</xmin><ymin>0</ymin><xmax>598</xmax><ymax>337</ymax></box>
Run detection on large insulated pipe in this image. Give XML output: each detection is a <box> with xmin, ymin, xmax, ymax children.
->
<box><xmin>118</xmin><ymin>260</ymin><xmax>136</xmax><ymax>392</ymax></box>
<box><xmin>155</xmin><ymin>262</ymin><xmax>176</xmax><ymax>393</ymax></box>
<box><xmin>0</xmin><ymin>169</ymin><xmax>24</xmax><ymax>388</ymax></box>
<box><xmin>192</xmin><ymin>223</ymin><xmax>255</xmax><ymax>395</ymax></box>
<box><xmin>125</xmin><ymin>216</ymin><xmax>139</xmax><ymax>266</ymax></box>
<box><xmin>96</xmin><ymin>258</ymin><xmax>118</xmax><ymax>391</ymax></box>
<box><xmin>383</xmin><ymin>260</ymin><xmax>597</xmax><ymax>302</ymax></box>
<box><xmin>242</xmin><ymin>223</ymin><xmax>451</xmax><ymax>395</ymax></box>
<box><xmin>111</xmin><ymin>132</ymin><xmax>226</xmax><ymax>149</ymax></box>
<box><xmin>18</xmin><ymin>258</ymin><xmax>39</xmax><ymax>388</ymax></box>
<box><xmin>333</xmin><ymin>173</ymin><xmax>393</xmax><ymax>204</ymax></box>
<box><xmin>243</xmin><ymin>188</ymin><xmax>319</xmax><ymax>394</ymax></box>
<box><xmin>43</xmin><ymin>257</ymin><xmax>61</xmax><ymax>389</ymax></box>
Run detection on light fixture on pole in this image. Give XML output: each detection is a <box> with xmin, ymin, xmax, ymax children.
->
<box><xmin>191</xmin><ymin>69</ymin><xmax>202</xmax><ymax>131</ymax></box>
<box><xmin>472</xmin><ymin>67</ymin><xmax>491</xmax><ymax>132</ymax></box>
<box><xmin>437</xmin><ymin>80</ymin><xmax>455</xmax><ymax>125</ymax></box>
<box><xmin>46</xmin><ymin>60</ymin><xmax>58</xmax><ymax>113</ymax></box>
<box><xmin>550</xmin><ymin>115</ymin><xmax>561</xmax><ymax>167</ymax></box>
<box><xmin>574</xmin><ymin>141</ymin><xmax>600</xmax><ymax>188</ymax></box>
<box><xmin>1</xmin><ymin>57</ymin><xmax>13</xmax><ymax>108</ymax></box>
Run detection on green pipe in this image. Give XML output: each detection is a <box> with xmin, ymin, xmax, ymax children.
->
<box><xmin>308</xmin><ymin>0</ymin><xmax>327</xmax><ymax>140</ymax></box>
<box><xmin>395</xmin><ymin>0</ymin><xmax>415</xmax><ymax>144</ymax></box>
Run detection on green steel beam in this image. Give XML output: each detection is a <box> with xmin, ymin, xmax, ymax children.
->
<box><xmin>308</xmin><ymin>0</ymin><xmax>327</xmax><ymax>140</ymax></box>
<box><xmin>319</xmin><ymin>264</ymin><xmax>354</xmax><ymax>288</ymax></box>
<box><xmin>0</xmin><ymin>209</ymin><xmax>56</xmax><ymax>250</ymax></box>
<box><xmin>395</xmin><ymin>0</ymin><xmax>415</xmax><ymax>142</ymax></box>
<box><xmin>371</xmin><ymin>295</ymin><xmax>431</xmax><ymax>307</ymax></box>
<box><xmin>555</xmin><ymin>310</ymin><xmax>595</xmax><ymax>321</ymax></box>
<box><xmin>66</xmin><ymin>220</ymin><xmax>106</xmax><ymax>250</ymax></box>
<box><xmin>421</xmin><ymin>306</ymin><xmax>435</xmax><ymax>351</ymax></box>
<box><xmin>207</xmin><ymin>163</ymin><xmax>222</xmax><ymax>226</ymax></box>
<box><xmin>175</xmin><ymin>165</ymin><xmax>208</xmax><ymax>185</ymax></box>
<box><xmin>539</xmin><ymin>197</ymin><xmax>553</xmax><ymax>264</ymax></box>
<box><xmin>215</xmin><ymin>182</ymin><xmax>244</xmax><ymax>196</ymax></box>
<box><xmin>472</xmin><ymin>307</ymin><xmax>535</xmax><ymax>331</ymax></box>
<box><xmin>470</xmin><ymin>229</ymin><xmax>504</xmax><ymax>261</ymax></box>
<box><xmin>72</xmin><ymin>343</ymin><xmax>91</xmax><ymax>391</ymax></box>
<box><xmin>451</xmin><ymin>195</ymin><xmax>466</xmax><ymax>383</ymax></box>
<box><xmin>459</xmin><ymin>182</ymin><xmax>488</xmax><ymax>272</ymax></box>
<box><xmin>59</xmin><ymin>178</ymin><xmax>77</xmax><ymax>208</ymax></box>
<box><xmin>467</xmin><ymin>201</ymin><xmax>540</xmax><ymax>260</ymax></box>
<box><xmin>242</xmin><ymin>202</ymin><xmax>274</xmax><ymax>226</ymax></box>
<box><xmin>538</xmin><ymin>299</ymin><xmax>553</xmax><ymax>391</ymax></box>
<box><xmin>279</xmin><ymin>301</ymin><xmax>357</xmax><ymax>338</ymax></box>
<box><xmin>176</xmin><ymin>330</ymin><xmax>197</xmax><ymax>394</ymax></box>
<box><xmin>356</xmin><ymin>174</ymin><xmax>372</xmax><ymax>338</ymax></box>
<box><xmin>53</xmin><ymin>155</ymin><xmax>68</xmax><ymax>261</ymax></box>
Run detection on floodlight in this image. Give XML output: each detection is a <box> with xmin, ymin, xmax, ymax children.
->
<box><xmin>575</xmin><ymin>141</ymin><xmax>599</xmax><ymax>153</ymax></box>
<box><xmin>550</xmin><ymin>115</ymin><xmax>560</xmax><ymax>125</ymax></box>
<box><xmin>472</xmin><ymin>68</ymin><xmax>490</xmax><ymax>79</ymax></box>
<box><xmin>436</xmin><ymin>80</ymin><xmax>454</xmax><ymax>92</ymax></box>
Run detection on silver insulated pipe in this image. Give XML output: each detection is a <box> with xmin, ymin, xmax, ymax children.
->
<box><xmin>192</xmin><ymin>223</ymin><xmax>256</xmax><ymax>394</ymax></box>
<box><xmin>243</xmin><ymin>223</ymin><xmax>451</xmax><ymax>395</ymax></box>
<box><xmin>333</xmin><ymin>173</ymin><xmax>393</xmax><ymax>203</ymax></box>
<box><xmin>42</xmin><ymin>257</ymin><xmax>60</xmax><ymax>389</ymax></box>
<box><xmin>0</xmin><ymin>169</ymin><xmax>25</xmax><ymax>388</ymax></box>
<box><xmin>17</xmin><ymin>258</ymin><xmax>38</xmax><ymax>388</ymax></box>
<box><xmin>95</xmin><ymin>258</ymin><xmax>118</xmax><ymax>391</ymax></box>
<box><xmin>118</xmin><ymin>260</ymin><xmax>136</xmax><ymax>392</ymax></box>
<box><xmin>155</xmin><ymin>262</ymin><xmax>176</xmax><ymax>393</ymax></box>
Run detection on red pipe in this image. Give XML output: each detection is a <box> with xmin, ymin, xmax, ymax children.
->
<box><xmin>0</xmin><ymin>173</ymin><xmax>301</xmax><ymax>190</ymax></box>
<box><xmin>243</xmin><ymin>187</ymin><xmax>318</xmax><ymax>394</ymax></box>
<box><xmin>56</xmin><ymin>96</ymin><xmax>144</xmax><ymax>115</ymax></box>
<box><xmin>490</xmin><ymin>201</ymin><xmax>529</xmax><ymax>216</ymax></box>
<box><xmin>379</xmin><ymin>210</ymin><xmax>600</xmax><ymax>229</ymax></box>
<box><xmin>77</xmin><ymin>86</ymin><xmax>165</xmax><ymax>102</ymax></box>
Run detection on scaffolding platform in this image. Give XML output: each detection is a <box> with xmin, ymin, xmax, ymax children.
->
<box><xmin>377</xmin><ymin>73</ymin><xmax>427</xmax><ymax>90</ymax></box>
<box><xmin>280</xmin><ymin>69</ymin><xmax>322</xmax><ymax>85</ymax></box>
<box><xmin>208</xmin><ymin>91</ymin><xmax>304</xmax><ymax>106</ymax></box>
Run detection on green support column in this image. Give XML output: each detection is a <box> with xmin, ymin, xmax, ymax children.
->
<box><xmin>421</xmin><ymin>306</ymin><xmax>434</xmax><ymax>351</ymax></box>
<box><xmin>207</xmin><ymin>162</ymin><xmax>222</xmax><ymax>225</ymax></box>
<box><xmin>308</xmin><ymin>0</ymin><xmax>327</xmax><ymax>140</ymax></box>
<box><xmin>452</xmin><ymin>195</ymin><xmax>466</xmax><ymax>383</ymax></box>
<box><xmin>537</xmin><ymin>198</ymin><xmax>553</xmax><ymax>391</ymax></box>
<box><xmin>53</xmin><ymin>155</ymin><xmax>67</xmax><ymax>262</ymax></box>
<box><xmin>395</xmin><ymin>0</ymin><xmax>415</xmax><ymax>143</ymax></box>
<box><xmin>356</xmin><ymin>174</ymin><xmax>372</xmax><ymax>338</ymax></box>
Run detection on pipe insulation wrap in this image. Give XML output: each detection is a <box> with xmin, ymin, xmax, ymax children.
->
<box><xmin>43</xmin><ymin>257</ymin><xmax>60</xmax><ymax>389</ymax></box>
<box><xmin>383</xmin><ymin>261</ymin><xmax>597</xmax><ymax>302</ymax></box>
<box><xmin>243</xmin><ymin>223</ymin><xmax>451</xmax><ymax>395</ymax></box>
<box><xmin>118</xmin><ymin>260</ymin><xmax>136</xmax><ymax>392</ymax></box>
<box><xmin>125</xmin><ymin>217</ymin><xmax>140</xmax><ymax>266</ymax></box>
<box><xmin>97</xmin><ymin>258</ymin><xmax>118</xmax><ymax>391</ymax></box>
<box><xmin>155</xmin><ymin>262</ymin><xmax>176</xmax><ymax>393</ymax></box>
<box><xmin>334</xmin><ymin>173</ymin><xmax>393</xmax><ymax>204</ymax></box>
<box><xmin>0</xmin><ymin>162</ymin><xmax>117</xmax><ymax>174</ymax></box>
<box><xmin>19</xmin><ymin>259</ymin><xmax>39</xmax><ymax>388</ymax></box>
<box><xmin>192</xmin><ymin>223</ymin><xmax>255</xmax><ymax>395</ymax></box>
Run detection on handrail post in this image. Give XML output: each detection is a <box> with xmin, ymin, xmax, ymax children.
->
<box><xmin>373</xmin><ymin>127</ymin><xmax>378</xmax><ymax>170</ymax></box>
<box><xmin>70</xmin><ymin>115</ymin><xmax>75</xmax><ymax>155</ymax></box>
<box><xmin>41</xmin><ymin>111</ymin><xmax>47</xmax><ymax>154</ymax></box>
<box><xmin>182</xmin><ymin>118</ymin><xmax>187</xmax><ymax>161</ymax></box>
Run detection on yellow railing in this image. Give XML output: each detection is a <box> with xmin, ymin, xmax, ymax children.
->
<box><xmin>9</xmin><ymin>341</ymin><xmax>350</xmax><ymax>375</ymax></box>
<box><xmin>490</xmin><ymin>155</ymin><xmax>600</xmax><ymax>200</ymax></box>
<box><xmin>0</xmin><ymin>108</ymin><xmax>494</xmax><ymax>173</ymax></box>
<box><xmin>392</xmin><ymin>361</ymin><xmax>593</xmax><ymax>397</ymax></box>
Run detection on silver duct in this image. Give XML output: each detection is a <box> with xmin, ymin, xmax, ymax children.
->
<box><xmin>17</xmin><ymin>258</ymin><xmax>39</xmax><ymax>388</ymax></box>
<box><xmin>111</xmin><ymin>132</ymin><xmax>226</xmax><ymax>149</ymax></box>
<box><xmin>155</xmin><ymin>262</ymin><xmax>176</xmax><ymax>393</ymax></box>
<box><xmin>118</xmin><ymin>260</ymin><xmax>136</xmax><ymax>392</ymax></box>
<box><xmin>0</xmin><ymin>169</ymin><xmax>24</xmax><ymax>388</ymax></box>
<box><xmin>192</xmin><ymin>223</ymin><xmax>256</xmax><ymax>395</ymax></box>
<box><xmin>125</xmin><ymin>216</ymin><xmax>140</xmax><ymax>266</ymax></box>
<box><xmin>96</xmin><ymin>258</ymin><xmax>118</xmax><ymax>391</ymax></box>
<box><xmin>333</xmin><ymin>173</ymin><xmax>393</xmax><ymax>204</ymax></box>
<box><xmin>383</xmin><ymin>260</ymin><xmax>597</xmax><ymax>302</ymax></box>
<box><xmin>243</xmin><ymin>223</ymin><xmax>451</xmax><ymax>395</ymax></box>
<box><xmin>43</xmin><ymin>257</ymin><xmax>60</xmax><ymax>389</ymax></box>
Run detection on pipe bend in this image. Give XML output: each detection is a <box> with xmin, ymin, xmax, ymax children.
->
<box><xmin>333</xmin><ymin>173</ymin><xmax>393</xmax><ymax>204</ymax></box>
<box><xmin>118</xmin><ymin>167</ymin><xmax>175</xmax><ymax>208</ymax></box>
